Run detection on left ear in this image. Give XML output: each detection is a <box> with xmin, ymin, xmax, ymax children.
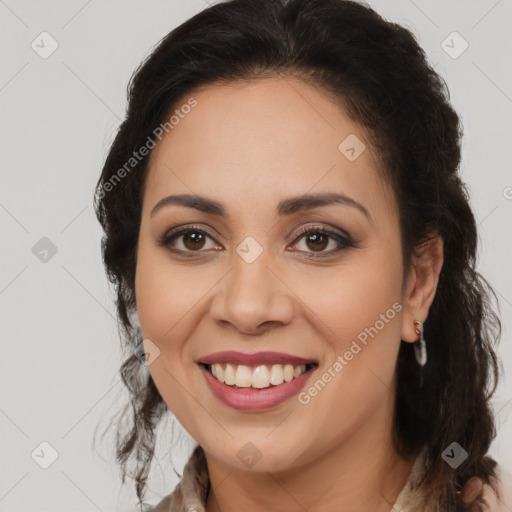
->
<box><xmin>401</xmin><ymin>230</ymin><xmax>444</xmax><ymax>343</ymax></box>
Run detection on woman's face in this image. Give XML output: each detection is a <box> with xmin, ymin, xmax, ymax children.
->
<box><xmin>135</xmin><ymin>76</ymin><xmax>415</xmax><ymax>472</ymax></box>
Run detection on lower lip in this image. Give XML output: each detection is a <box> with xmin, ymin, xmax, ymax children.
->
<box><xmin>198</xmin><ymin>363</ymin><xmax>317</xmax><ymax>411</ymax></box>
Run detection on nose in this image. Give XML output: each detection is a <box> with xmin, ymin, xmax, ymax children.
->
<box><xmin>209</xmin><ymin>250</ymin><xmax>295</xmax><ymax>335</ymax></box>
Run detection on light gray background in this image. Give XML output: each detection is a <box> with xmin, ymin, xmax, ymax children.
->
<box><xmin>1</xmin><ymin>1</ymin><xmax>511</xmax><ymax>510</ymax></box>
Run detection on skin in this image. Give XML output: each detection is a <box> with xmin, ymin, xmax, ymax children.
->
<box><xmin>134</xmin><ymin>76</ymin><xmax>444</xmax><ymax>512</ymax></box>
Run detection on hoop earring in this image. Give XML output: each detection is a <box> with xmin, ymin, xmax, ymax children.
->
<box><xmin>414</xmin><ymin>320</ymin><xmax>427</xmax><ymax>388</ymax></box>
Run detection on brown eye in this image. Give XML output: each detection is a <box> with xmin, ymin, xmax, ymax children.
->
<box><xmin>182</xmin><ymin>231</ymin><xmax>206</xmax><ymax>250</ymax></box>
<box><xmin>304</xmin><ymin>232</ymin><xmax>329</xmax><ymax>252</ymax></box>
<box><xmin>159</xmin><ymin>225</ymin><xmax>220</xmax><ymax>255</ymax></box>
<box><xmin>159</xmin><ymin>224</ymin><xmax>354</xmax><ymax>258</ymax></box>
<box><xmin>290</xmin><ymin>226</ymin><xmax>354</xmax><ymax>257</ymax></box>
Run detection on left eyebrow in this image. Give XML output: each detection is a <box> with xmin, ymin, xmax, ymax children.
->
<box><xmin>150</xmin><ymin>192</ymin><xmax>373</xmax><ymax>225</ymax></box>
<box><xmin>276</xmin><ymin>192</ymin><xmax>373</xmax><ymax>225</ymax></box>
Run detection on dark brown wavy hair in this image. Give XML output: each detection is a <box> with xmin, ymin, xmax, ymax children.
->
<box><xmin>93</xmin><ymin>0</ymin><xmax>502</xmax><ymax>509</ymax></box>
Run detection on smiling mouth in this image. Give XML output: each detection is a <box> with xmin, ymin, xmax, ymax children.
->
<box><xmin>200</xmin><ymin>362</ymin><xmax>318</xmax><ymax>389</ymax></box>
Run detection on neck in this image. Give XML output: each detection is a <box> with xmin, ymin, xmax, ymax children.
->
<box><xmin>204</xmin><ymin>401</ymin><xmax>417</xmax><ymax>512</ymax></box>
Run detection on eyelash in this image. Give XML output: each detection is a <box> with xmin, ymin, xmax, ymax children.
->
<box><xmin>158</xmin><ymin>224</ymin><xmax>356</xmax><ymax>259</ymax></box>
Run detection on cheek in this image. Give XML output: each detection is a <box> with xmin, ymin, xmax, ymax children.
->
<box><xmin>296</xmin><ymin>253</ymin><xmax>402</xmax><ymax>344</ymax></box>
<box><xmin>134</xmin><ymin>248</ymin><xmax>200</xmax><ymax>418</ymax></box>
<box><xmin>296</xmin><ymin>268</ymin><xmax>403</xmax><ymax>436</ymax></box>
<box><xmin>135</xmin><ymin>239</ymin><xmax>199</xmax><ymax>344</ymax></box>
<box><xmin>293</xmin><ymin>247</ymin><xmax>404</xmax><ymax>411</ymax></box>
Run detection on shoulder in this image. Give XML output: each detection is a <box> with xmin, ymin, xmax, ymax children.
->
<box><xmin>145</xmin><ymin>444</ymin><xmax>209</xmax><ymax>512</ymax></box>
<box><xmin>146</xmin><ymin>492</ymin><xmax>173</xmax><ymax>512</ymax></box>
<box><xmin>461</xmin><ymin>463</ymin><xmax>512</xmax><ymax>512</ymax></box>
<box><xmin>395</xmin><ymin>448</ymin><xmax>509</xmax><ymax>512</ymax></box>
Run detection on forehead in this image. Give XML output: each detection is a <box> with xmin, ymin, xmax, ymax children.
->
<box><xmin>143</xmin><ymin>76</ymin><xmax>395</xmax><ymax>218</ymax></box>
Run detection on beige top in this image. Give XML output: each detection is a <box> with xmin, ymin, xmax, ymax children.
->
<box><xmin>148</xmin><ymin>444</ymin><xmax>504</xmax><ymax>512</ymax></box>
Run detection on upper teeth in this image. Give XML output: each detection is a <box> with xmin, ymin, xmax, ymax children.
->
<box><xmin>210</xmin><ymin>363</ymin><xmax>308</xmax><ymax>389</ymax></box>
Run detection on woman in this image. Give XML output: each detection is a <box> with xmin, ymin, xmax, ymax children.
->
<box><xmin>93</xmin><ymin>0</ymin><xmax>506</xmax><ymax>510</ymax></box>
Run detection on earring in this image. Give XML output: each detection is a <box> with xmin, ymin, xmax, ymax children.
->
<box><xmin>414</xmin><ymin>320</ymin><xmax>427</xmax><ymax>388</ymax></box>
<box><xmin>414</xmin><ymin>320</ymin><xmax>427</xmax><ymax>366</ymax></box>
